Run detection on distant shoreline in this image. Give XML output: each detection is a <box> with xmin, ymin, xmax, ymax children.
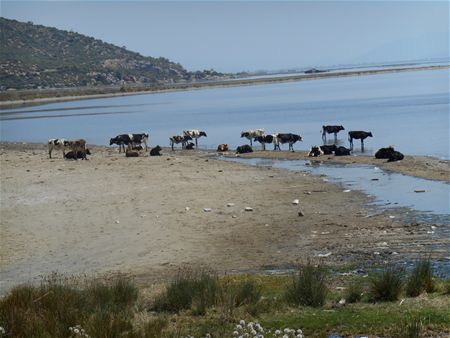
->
<box><xmin>1</xmin><ymin>64</ymin><xmax>448</xmax><ymax>108</ymax></box>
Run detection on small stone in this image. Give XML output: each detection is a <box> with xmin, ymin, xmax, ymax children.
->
<box><xmin>115</xmin><ymin>220</ymin><xmax>120</xmax><ymax>224</ymax></box>
<box><xmin>244</xmin><ymin>207</ymin><xmax>253</xmax><ymax>212</ymax></box>
<box><xmin>414</xmin><ymin>189</ymin><xmax>426</xmax><ymax>193</ymax></box>
<box><xmin>203</xmin><ymin>208</ymin><xmax>212</xmax><ymax>212</ymax></box>
<box><xmin>338</xmin><ymin>298</ymin><xmax>346</xmax><ymax>305</ymax></box>
<box><xmin>343</xmin><ymin>189</ymin><xmax>351</xmax><ymax>193</ymax></box>
<box><xmin>292</xmin><ymin>199</ymin><xmax>299</xmax><ymax>205</ymax></box>
<box><xmin>317</xmin><ymin>252</ymin><xmax>332</xmax><ymax>257</ymax></box>
<box><xmin>298</xmin><ymin>211</ymin><xmax>305</xmax><ymax>217</ymax></box>
<box><xmin>232</xmin><ymin>215</ymin><xmax>237</xmax><ymax>218</ymax></box>
<box><xmin>185</xmin><ymin>207</ymin><xmax>191</xmax><ymax>211</ymax></box>
<box><xmin>227</xmin><ymin>203</ymin><xmax>235</xmax><ymax>207</ymax></box>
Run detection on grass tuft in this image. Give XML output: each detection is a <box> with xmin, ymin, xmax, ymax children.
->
<box><xmin>285</xmin><ymin>262</ymin><xmax>328</xmax><ymax>307</ymax></box>
<box><xmin>369</xmin><ymin>266</ymin><xmax>403</xmax><ymax>302</ymax></box>
<box><xmin>393</xmin><ymin>318</ymin><xmax>423</xmax><ymax>338</ymax></box>
<box><xmin>405</xmin><ymin>259</ymin><xmax>435</xmax><ymax>297</ymax></box>
<box><xmin>344</xmin><ymin>280</ymin><xmax>364</xmax><ymax>303</ymax></box>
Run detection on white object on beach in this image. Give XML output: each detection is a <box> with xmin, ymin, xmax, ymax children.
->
<box><xmin>317</xmin><ymin>252</ymin><xmax>332</xmax><ymax>257</ymax></box>
<box><xmin>185</xmin><ymin>207</ymin><xmax>191</xmax><ymax>211</ymax></box>
<box><xmin>115</xmin><ymin>220</ymin><xmax>120</xmax><ymax>224</ymax></box>
<box><xmin>292</xmin><ymin>199</ymin><xmax>299</xmax><ymax>205</ymax></box>
<box><xmin>227</xmin><ymin>203</ymin><xmax>235</xmax><ymax>207</ymax></box>
<box><xmin>244</xmin><ymin>207</ymin><xmax>253</xmax><ymax>212</ymax></box>
<box><xmin>203</xmin><ymin>208</ymin><xmax>212</xmax><ymax>212</ymax></box>
<box><xmin>343</xmin><ymin>189</ymin><xmax>351</xmax><ymax>193</ymax></box>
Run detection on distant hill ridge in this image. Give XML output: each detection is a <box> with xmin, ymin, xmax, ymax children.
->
<box><xmin>0</xmin><ymin>17</ymin><xmax>225</xmax><ymax>90</ymax></box>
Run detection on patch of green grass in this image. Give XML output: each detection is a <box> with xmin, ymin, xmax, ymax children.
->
<box><xmin>344</xmin><ymin>280</ymin><xmax>364</xmax><ymax>303</ymax></box>
<box><xmin>285</xmin><ymin>262</ymin><xmax>328</xmax><ymax>307</ymax></box>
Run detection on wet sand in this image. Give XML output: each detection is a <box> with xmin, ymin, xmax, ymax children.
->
<box><xmin>1</xmin><ymin>143</ymin><xmax>448</xmax><ymax>292</ymax></box>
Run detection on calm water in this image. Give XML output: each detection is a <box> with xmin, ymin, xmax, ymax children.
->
<box><xmin>1</xmin><ymin>69</ymin><xmax>449</xmax><ymax>159</ymax></box>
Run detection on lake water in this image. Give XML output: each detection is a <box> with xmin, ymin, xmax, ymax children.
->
<box><xmin>1</xmin><ymin>68</ymin><xmax>449</xmax><ymax>159</ymax></box>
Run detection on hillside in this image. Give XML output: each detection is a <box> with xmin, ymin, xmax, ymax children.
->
<box><xmin>0</xmin><ymin>18</ymin><xmax>225</xmax><ymax>91</ymax></box>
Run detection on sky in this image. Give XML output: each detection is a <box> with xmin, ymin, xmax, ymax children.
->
<box><xmin>1</xmin><ymin>1</ymin><xmax>449</xmax><ymax>73</ymax></box>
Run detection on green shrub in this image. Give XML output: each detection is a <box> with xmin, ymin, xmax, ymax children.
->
<box><xmin>0</xmin><ymin>274</ymin><xmax>138</xmax><ymax>338</ymax></box>
<box><xmin>153</xmin><ymin>268</ymin><xmax>220</xmax><ymax>313</ymax></box>
<box><xmin>406</xmin><ymin>259</ymin><xmax>435</xmax><ymax>297</ymax></box>
<box><xmin>234</xmin><ymin>280</ymin><xmax>262</xmax><ymax>307</ymax></box>
<box><xmin>140</xmin><ymin>317</ymin><xmax>168</xmax><ymax>338</ymax></box>
<box><xmin>345</xmin><ymin>280</ymin><xmax>364</xmax><ymax>303</ymax></box>
<box><xmin>285</xmin><ymin>262</ymin><xmax>328</xmax><ymax>307</ymax></box>
<box><xmin>369</xmin><ymin>267</ymin><xmax>403</xmax><ymax>302</ymax></box>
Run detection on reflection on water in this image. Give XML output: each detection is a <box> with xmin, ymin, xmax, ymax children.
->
<box><xmin>1</xmin><ymin>69</ymin><xmax>449</xmax><ymax>159</ymax></box>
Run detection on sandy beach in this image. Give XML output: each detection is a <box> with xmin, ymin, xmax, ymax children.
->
<box><xmin>1</xmin><ymin>143</ymin><xmax>449</xmax><ymax>292</ymax></box>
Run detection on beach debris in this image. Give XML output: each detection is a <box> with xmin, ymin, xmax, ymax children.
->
<box><xmin>185</xmin><ymin>207</ymin><xmax>191</xmax><ymax>211</ymax></box>
<box><xmin>203</xmin><ymin>208</ymin><xmax>212</xmax><ymax>212</ymax></box>
<box><xmin>232</xmin><ymin>215</ymin><xmax>237</xmax><ymax>218</ymax></box>
<box><xmin>317</xmin><ymin>252</ymin><xmax>332</xmax><ymax>257</ymax></box>
<box><xmin>343</xmin><ymin>189</ymin><xmax>351</xmax><ymax>193</ymax></box>
<box><xmin>115</xmin><ymin>220</ymin><xmax>120</xmax><ymax>224</ymax></box>
<box><xmin>304</xmin><ymin>191</ymin><xmax>312</xmax><ymax>195</ymax></box>
<box><xmin>265</xmin><ymin>223</ymin><xmax>270</xmax><ymax>227</ymax></box>
<box><xmin>374</xmin><ymin>251</ymin><xmax>380</xmax><ymax>255</ymax></box>
<box><xmin>244</xmin><ymin>207</ymin><xmax>253</xmax><ymax>212</ymax></box>
<box><xmin>338</xmin><ymin>298</ymin><xmax>346</xmax><ymax>306</ymax></box>
<box><xmin>389</xmin><ymin>215</ymin><xmax>395</xmax><ymax>219</ymax></box>
<box><xmin>371</xmin><ymin>178</ymin><xmax>379</xmax><ymax>181</ymax></box>
<box><xmin>292</xmin><ymin>199</ymin><xmax>299</xmax><ymax>205</ymax></box>
<box><xmin>414</xmin><ymin>189</ymin><xmax>426</xmax><ymax>193</ymax></box>
<box><xmin>140</xmin><ymin>214</ymin><xmax>146</xmax><ymax>218</ymax></box>
<box><xmin>399</xmin><ymin>299</ymin><xmax>405</xmax><ymax>306</ymax></box>
<box><xmin>298</xmin><ymin>211</ymin><xmax>305</xmax><ymax>217</ymax></box>
<box><xmin>227</xmin><ymin>203</ymin><xmax>235</xmax><ymax>207</ymax></box>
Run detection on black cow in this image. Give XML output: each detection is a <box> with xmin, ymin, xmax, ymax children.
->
<box><xmin>254</xmin><ymin>134</ymin><xmax>275</xmax><ymax>151</ymax></box>
<box><xmin>375</xmin><ymin>146</ymin><xmax>404</xmax><ymax>162</ymax></box>
<box><xmin>150</xmin><ymin>145</ymin><xmax>162</xmax><ymax>156</ymax></box>
<box><xmin>335</xmin><ymin>146</ymin><xmax>351</xmax><ymax>156</ymax></box>
<box><xmin>319</xmin><ymin>144</ymin><xmax>337</xmax><ymax>155</ymax></box>
<box><xmin>322</xmin><ymin>125</ymin><xmax>345</xmax><ymax>142</ymax></box>
<box><xmin>236</xmin><ymin>145</ymin><xmax>253</xmax><ymax>154</ymax></box>
<box><xmin>170</xmin><ymin>135</ymin><xmax>192</xmax><ymax>151</ymax></box>
<box><xmin>275</xmin><ymin>133</ymin><xmax>303</xmax><ymax>151</ymax></box>
<box><xmin>348</xmin><ymin>131</ymin><xmax>373</xmax><ymax>150</ymax></box>
<box><xmin>185</xmin><ymin>142</ymin><xmax>195</xmax><ymax>150</ymax></box>
<box><xmin>110</xmin><ymin>133</ymin><xmax>149</xmax><ymax>153</ymax></box>
<box><xmin>65</xmin><ymin>148</ymin><xmax>91</xmax><ymax>160</ymax></box>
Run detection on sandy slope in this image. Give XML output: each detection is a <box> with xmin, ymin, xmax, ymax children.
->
<box><xmin>0</xmin><ymin>143</ymin><xmax>448</xmax><ymax>292</ymax></box>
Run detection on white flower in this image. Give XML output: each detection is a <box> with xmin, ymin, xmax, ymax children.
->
<box><xmin>282</xmin><ymin>335</ymin><xmax>289</xmax><ymax>338</ymax></box>
<box><xmin>296</xmin><ymin>335</ymin><xmax>303</xmax><ymax>338</ymax></box>
<box><xmin>296</xmin><ymin>329</ymin><xmax>303</xmax><ymax>334</ymax></box>
<box><xmin>255</xmin><ymin>323</ymin><xmax>264</xmax><ymax>333</ymax></box>
<box><xmin>233</xmin><ymin>331</ymin><xmax>239</xmax><ymax>336</ymax></box>
<box><xmin>284</xmin><ymin>328</ymin><xmax>290</xmax><ymax>334</ymax></box>
<box><xmin>74</xmin><ymin>328</ymin><xmax>80</xmax><ymax>334</ymax></box>
<box><xmin>240</xmin><ymin>319</ymin><xmax>246</xmax><ymax>326</ymax></box>
<box><xmin>251</xmin><ymin>329</ymin><xmax>257</xmax><ymax>335</ymax></box>
<box><xmin>0</xmin><ymin>326</ymin><xmax>5</xmax><ymax>334</ymax></box>
<box><xmin>236</xmin><ymin>324</ymin><xmax>243</xmax><ymax>331</ymax></box>
<box><xmin>275</xmin><ymin>330</ymin><xmax>281</xmax><ymax>336</ymax></box>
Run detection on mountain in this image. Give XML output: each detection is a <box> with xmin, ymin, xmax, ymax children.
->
<box><xmin>0</xmin><ymin>18</ymin><xmax>225</xmax><ymax>91</ymax></box>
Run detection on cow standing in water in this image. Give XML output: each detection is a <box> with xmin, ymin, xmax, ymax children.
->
<box><xmin>322</xmin><ymin>125</ymin><xmax>345</xmax><ymax>143</ymax></box>
<box><xmin>348</xmin><ymin>131</ymin><xmax>373</xmax><ymax>151</ymax></box>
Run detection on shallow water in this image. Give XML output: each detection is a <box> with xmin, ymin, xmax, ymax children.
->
<box><xmin>225</xmin><ymin>157</ymin><xmax>450</xmax><ymax>224</ymax></box>
<box><xmin>1</xmin><ymin>69</ymin><xmax>449</xmax><ymax>159</ymax></box>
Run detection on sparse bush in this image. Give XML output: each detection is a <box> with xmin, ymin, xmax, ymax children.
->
<box><xmin>369</xmin><ymin>267</ymin><xmax>403</xmax><ymax>302</ymax></box>
<box><xmin>443</xmin><ymin>279</ymin><xmax>450</xmax><ymax>295</ymax></box>
<box><xmin>406</xmin><ymin>259</ymin><xmax>435</xmax><ymax>297</ymax></box>
<box><xmin>393</xmin><ymin>318</ymin><xmax>423</xmax><ymax>338</ymax></box>
<box><xmin>140</xmin><ymin>317</ymin><xmax>168</xmax><ymax>338</ymax></box>
<box><xmin>285</xmin><ymin>262</ymin><xmax>328</xmax><ymax>307</ymax></box>
<box><xmin>345</xmin><ymin>280</ymin><xmax>364</xmax><ymax>303</ymax></box>
<box><xmin>153</xmin><ymin>268</ymin><xmax>220</xmax><ymax>313</ymax></box>
<box><xmin>234</xmin><ymin>280</ymin><xmax>262</xmax><ymax>307</ymax></box>
<box><xmin>0</xmin><ymin>274</ymin><xmax>137</xmax><ymax>338</ymax></box>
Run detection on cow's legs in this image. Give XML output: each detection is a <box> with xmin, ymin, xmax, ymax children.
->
<box><xmin>334</xmin><ymin>132</ymin><xmax>338</xmax><ymax>143</ymax></box>
<box><xmin>361</xmin><ymin>139</ymin><xmax>365</xmax><ymax>152</ymax></box>
<box><xmin>322</xmin><ymin>132</ymin><xmax>326</xmax><ymax>143</ymax></box>
<box><xmin>195</xmin><ymin>138</ymin><xmax>198</xmax><ymax>147</ymax></box>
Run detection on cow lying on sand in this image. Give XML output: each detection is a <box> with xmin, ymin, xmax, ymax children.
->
<box><xmin>375</xmin><ymin>146</ymin><xmax>404</xmax><ymax>162</ymax></box>
<box><xmin>65</xmin><ymin>148</ymin><xmax>91</xmax><ymax>160</ymax></box>
<box><xmin>150</xmin><ymin>145</ymin><xmax>162</xmax><ymax>156</ymax></box>
<box><xmin>236</xmin><ymin>145</ymin><xmax>253</xmax><ymax>154</ymax></box>
<box><xmin>183</xmin><ymin>130</ymin><xmax>207</xmax><ymax>148</ymax></box>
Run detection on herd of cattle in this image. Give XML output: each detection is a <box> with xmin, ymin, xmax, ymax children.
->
<box><xmin>47</xmin><ymin>125</ymin><xmax>404</xmax><ymax>162</ymax></box>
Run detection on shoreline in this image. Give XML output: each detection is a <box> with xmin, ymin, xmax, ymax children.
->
<box><xmin>1</xmin><ymin>64</ymin><xmax>448</xmax><ymax>108</ymax></box>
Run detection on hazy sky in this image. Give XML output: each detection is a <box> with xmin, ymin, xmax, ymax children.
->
<box><xmin>2</xmin><ymin>1</ymin><xmax>449</xmax><ymax>72</ymax></box>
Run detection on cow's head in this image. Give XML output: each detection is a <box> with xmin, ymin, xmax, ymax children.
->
<box><xmin>109</xmin><ymin>138</ymin><xmax>116</xmax><ymax>145</ymax></box>
<box><xmin>368</xmin><ymin>132</ymin><xmax>373</xmax><ymax>137</ymax></box>
<box><xmin>339</xmin><ymin>125</ymin><xmax>345</xmax><ymax>131</ymax></box>
<box><xmin>200</xmin><ymin>131</ymin><xmax>207</xmax><ymax>137</ymax></box>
